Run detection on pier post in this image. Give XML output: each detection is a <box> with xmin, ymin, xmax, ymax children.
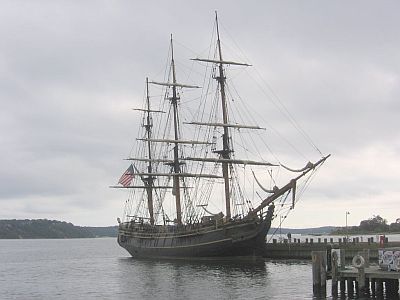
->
<box><xmin>376</xmin><ymin>279</ymin><xmax>383</xmax><ymax>296</ymax></box>
<box><xmin>339</xmin><ymin>249</ymin><xmax>346</xmax><ymax>271</ymax></box>
<box><xmin>385</xmin><ymin>279</ymin><xmax>399</xmax><ymax>296</ymax></box>
<box><xmin>385</xmin><ymin>280</ymin><xmax>391</xmax><ymax>296</ymax></box>
<box><xmin>326</xmin><ymin>244</ymin><xmax>332</xmax><ymax>272</ymax></box>
<box><xmin>331</xmin><ymin>251</ymin><xmax>338</xmax><ymax>297</ymax></box>
<box><xmin>384</xmin><ymin>279</ymin><xmax>393</xmax><ymax>297</ymax></box>
<box><xmin>364</xmin><ymin>278</ymin><xmax>370</xmax><ymax>295</ymax></box>
<box><xmin>336</xmin><ymin>248</ymin><xmax>347</xmax><ymax>295</ymax></box>
<box><xmin>347</xmin><ymin>278</ymin><xmax>354</xmax><ymax>296</ymax></box>
<box><xmin>356</xmin><ymin>266</ymin><xmax>366</xmax><ymax>295</ymax></box>
<box><xmin>312</xmin><ymin>251</ymin><xmax>321</xmax><ymax>295</ymax></box>
<box><xmin>320</xmin><ymin>252</ymin><xmax>327</xmax><ymax>295</ymax></box>
<box><xmin>340</xmin><ymin>279</ymin><xmax>346</xmax><ymax>295</ymax></box>
<box><xmin>311</xmin><ymin>251</ymin><xmax>326</xmax><ymax>297</ymax></box>
<box><xmin>353</xmin><ymin>254</ymin><xmax>366</xmax><ymax>295</ymax></box>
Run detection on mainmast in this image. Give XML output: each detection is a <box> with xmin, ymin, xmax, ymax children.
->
<box><xmin>170</xmin><ymin>35</ymin><xmax>183</xmax><ymax>225</ymax></box>
<box><xmin>144</xmin><ymin>77</ymin><xmax>155</xmax><ymax>225</ymax></box>
<box><xmin>214</xmin><ymin>12</ymin><xmax>232</xmax><ymax>220</ymax></box>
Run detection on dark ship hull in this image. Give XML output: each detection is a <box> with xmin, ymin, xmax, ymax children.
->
<box><xmin>117</xmin><ymin>212</ymin><xmax>273</xmax><ymax>259</ymax></box>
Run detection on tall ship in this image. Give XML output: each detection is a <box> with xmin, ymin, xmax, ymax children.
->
<box><xmin>113</xmin><ymin>13</ymin><xmax>329</xmax><ymax>258</ymax></box>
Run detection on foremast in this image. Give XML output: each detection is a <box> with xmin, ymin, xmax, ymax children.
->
<box><xmin>215</xmin><ymin>13</ymin><xmax>232</xmax><ymax>220</ymax></box>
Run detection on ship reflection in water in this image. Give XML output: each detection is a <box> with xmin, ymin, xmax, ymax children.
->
<box><xmin>117</xmin><ymin>257</ymin><xmax>313</xmax><ymax>300</ymax></box>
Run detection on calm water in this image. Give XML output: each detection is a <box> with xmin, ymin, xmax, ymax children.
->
<box><xmin>0</xmin><ymin>238</ymin><xmax>396</xmax><ymax>299</ymax></box>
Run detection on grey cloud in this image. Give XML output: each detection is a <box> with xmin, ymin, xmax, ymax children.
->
<box><xmin>1</xmin><ymin>0</ymin><xmax>399</xmax><ymax>226</ymax></box>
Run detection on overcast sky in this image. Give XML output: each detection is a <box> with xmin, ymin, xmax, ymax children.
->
<box><xmin>1</xmin><ymin>1</ymin><xmax>399</xmax><ymax>228</ymax></box>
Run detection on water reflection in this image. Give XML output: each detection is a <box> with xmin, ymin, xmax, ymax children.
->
<box><xmin>117</xmin><ymin>257</ymin><xmax>269</xmax><ymax>299</ymax></box>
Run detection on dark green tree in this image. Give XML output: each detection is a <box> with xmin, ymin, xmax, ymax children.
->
<box><xmin>359</xmin><ymin>215</ymin><xmax>389</xmax><ymax>232</ymax></box>
<box><xmin>389</xmin><ymin>218</ymin><xmax>400</xmax><ymax>232</ymax></box>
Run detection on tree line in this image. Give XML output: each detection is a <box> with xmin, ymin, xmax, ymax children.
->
<box><xmin>332</xmin><ymin>215</ymin><xmax>400</xmax><ymax>234</ymax></box>
<box><xmin>0</xmin><ymin>219</ymin><xmax>118</xmax><ymax>239</ymax></box>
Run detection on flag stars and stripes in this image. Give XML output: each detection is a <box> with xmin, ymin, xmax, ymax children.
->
<box><xmin>118</xmin><ymin>164</ymin><xmax>134</xmax><ymax>187</ymax></box>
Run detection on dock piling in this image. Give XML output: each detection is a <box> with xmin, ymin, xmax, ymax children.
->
<box><xmin>356</xmin><ymin>265</ymin><xmax>366</xmax><ymax>295</ymax></box>
<box><xmin>352</xmin><ymin>253</ymin><xmax>367</xmax><ymax>295</ymax></box>
<box><xmin>331</xmin><ymin>251</ymin><xmax>338</xmax><ymax>297</ymax></box>
<box><xmin>347</xmin><ymin>278</ymin><xmax>354</xmax><ymax>296</ymax></box>
<box><xmin>376</xmin><ymin>279</ymin><xmax>383</xmax><ymax>296</ymax></box>
<box><xmin>311</xmin><ymin>251</ymin><xmax>327</xmax><ymax>297</ymax></box>
<box><xmin>339</xmin><ymin>279</ymin><xmax>346</xmax><ymax>294</ymax></box>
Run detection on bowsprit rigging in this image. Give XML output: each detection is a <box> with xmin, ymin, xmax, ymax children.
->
<box><xmin>111</xmin><ymin>12</ymin><xmax>330</xmax><ymax>259</ymax></box>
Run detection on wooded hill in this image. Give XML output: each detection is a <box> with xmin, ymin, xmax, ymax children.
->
<box><xmin>331</xmin><ymin>215</ymin><xmax>400</xmax><ymax>235</ymax></box>
<box><xmin>0</xmin><ymin>219</ymin><xmax>118</xmax><ymax>239</ymax></box>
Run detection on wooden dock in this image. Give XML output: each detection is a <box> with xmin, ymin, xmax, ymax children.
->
<box><xmin>312</xmin><ymin>250</ymin><xmax>400</xmax><ymax>298</ymax></box>
<box><xmin>264</xmin><ymin>240</ymin><xmax>400</xmax><ymax>260</ymax></box>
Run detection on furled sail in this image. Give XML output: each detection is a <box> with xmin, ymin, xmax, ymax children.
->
<box><xmin>280</xmin><ymin>161</ymin><xmax>315</xmax><ymax>173</ymax></box>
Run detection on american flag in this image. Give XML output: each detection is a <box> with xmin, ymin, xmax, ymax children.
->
<box><xmin>118</xmin><ymin>164</ymin><xmax>134</xmax><ymax>187</ymax></box>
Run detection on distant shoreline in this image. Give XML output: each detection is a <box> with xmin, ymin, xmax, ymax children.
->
<box><xmin>1</xmin><ymin>219</ymin><xmax>336</xmax><ymax>239</ymax></box>
<box><xmin>0</xmin><ymin>219</ymin><xmax>117</xmax><ymax>239</ymax></box>
<box><xmin>1</xmin><ymin>219</ymin><xmax>397</xmax><ymax>239</ymax></box>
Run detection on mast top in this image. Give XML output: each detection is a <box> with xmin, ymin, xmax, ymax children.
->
<box><xmin>215</xmin><ymin>11</ymin><xmax>222</xmax><ymax>60</ymax></box>
<box><xmin>192</xmin><ymin>12</ymin><xmax>250</xmax><ymax>67</ymax></box>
